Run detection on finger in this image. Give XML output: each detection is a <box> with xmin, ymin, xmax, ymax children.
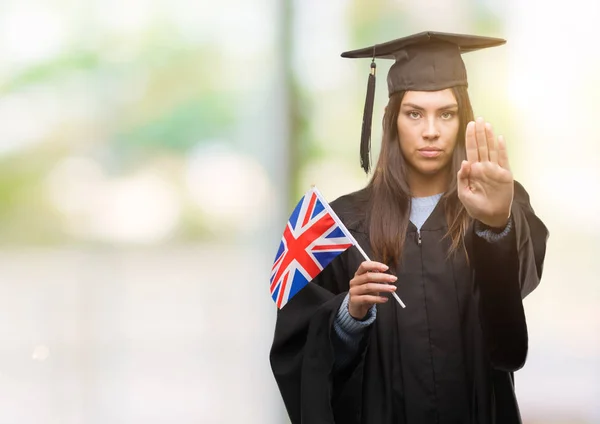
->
<box><xmin>351</xmin><ymin>282</ymin><xmax>397</xmax><ymax>296</ymax></box>
<box><xmin>498</xmin><ymin>135</ymin><xmax>510</xmax><ymax>170</ymax></box>
<box><xmin>355</xmin><ymin>261</ymin><xmax>388</xmax><ymax>276</ymax></box>
<box><xmin>457</xmin><ymin>161</ymin><xmax>474</xmax><ymax>201</ymax></box>
<box><xmin>475</xmin><ymin>117</ymin><xmax>488</xmax><ymax>162</ymax></box>
<box><xmin>485</xmin><ymin>123</ymin><xmax>499</xmax><ymax>164</ymax></box>
<box><xmin>458</xmin><ymin>160</ymin><xmax>470</xmax><ymax>177</ymax></box>
<box><xmin>457</xmin><ymin>160</ymin><xmax>470</xmax><ymax>184</ymax></box>
<box><xmin>465</xmin><ymin>121</ymin><xmax>478</xmax><ymax>163</ymax></box>
<box><xmin>352</xmin><ymin>272</ymin><xmax>397</xmax><ymax>287</ymax></box>
<box><xmin>352</xmin><ymin>295</ymin><xmax>389</xmax><ymax>305</ymax></box>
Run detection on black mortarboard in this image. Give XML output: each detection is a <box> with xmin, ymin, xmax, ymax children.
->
<box><xmin>341</xmin><ymin>31</ymin><xmax>506</xmax><ymax>173</ymax></box>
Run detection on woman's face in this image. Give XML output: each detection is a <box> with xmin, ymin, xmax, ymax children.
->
<box><xmin>396</xmin><ymin>88</ymin><xmax>460</xmax><ymax>178</ymax></box>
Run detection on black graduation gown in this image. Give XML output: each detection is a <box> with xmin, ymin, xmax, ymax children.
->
<box><xmin>269</xmin><ymin>181</ymin><xmax>549</xmax><ymax>424</ymax></box>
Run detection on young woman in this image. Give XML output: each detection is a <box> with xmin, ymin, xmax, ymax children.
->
<box><xmin>270</xmin><ymin>31</ymin><xmax>549</xmax><ymax>424</ymax></box>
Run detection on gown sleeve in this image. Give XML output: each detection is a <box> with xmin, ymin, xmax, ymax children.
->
<box><xmin>470</xmin><ymin>180</ymin><xmax>549</xmax><ymax>372</ymax></box>
<box><xmin>269</xmin><ymin>235</ymin><xmax>366</xmax><ymax>423</ymax></box>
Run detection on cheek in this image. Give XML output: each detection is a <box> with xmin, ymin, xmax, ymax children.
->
<box><xmin>445</xmin><ymin>121</ymin><xmax>460</xmax><ymax>149</ymax></box>
<box><xmin>397</xmin><ymin>132</ymin><xmax>413</xmax><ymax>159</ymax></box>
<box><xmin>397</xmin><ymin>119</ymin><xmax>419</xmax><ymax>151</ymax></box>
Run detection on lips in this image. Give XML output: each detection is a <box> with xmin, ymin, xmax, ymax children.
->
<box><xmin>418</xmin><ymin>148</ymin><xmax>442</xmax><ymax>158</ymax></box>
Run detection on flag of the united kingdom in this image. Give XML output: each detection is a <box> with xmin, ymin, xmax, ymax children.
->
<box><xmin>270</xmin><ymin>187</ymin><xmax>356</xmax><ymax>309</ymax></box>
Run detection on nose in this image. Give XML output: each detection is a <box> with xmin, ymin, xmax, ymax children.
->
<box><xmin>422</xmin><ymin>117</ymin><xmax>440</xmax><ymax>141</ymax></box>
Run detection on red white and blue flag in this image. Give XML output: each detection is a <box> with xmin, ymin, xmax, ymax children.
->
<box><xmin>270</xmin><ymin>187</ymin><xmax>356</xmax><ymax>309</ymax></box>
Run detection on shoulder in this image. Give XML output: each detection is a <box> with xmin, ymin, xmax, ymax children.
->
<box><xmin>513</xmin><ymin>180</ymin><xmax>531</xmax><ymax>204</ymax></box>
<box><xmin>512</xmin><ymin>180</ymin><xmax>544</xmax><ymax>219</ymax></box>
<box><xmin>329</xmin><ymin>187</ymin><xmax>371</xmax><ymax>233</ymax></box>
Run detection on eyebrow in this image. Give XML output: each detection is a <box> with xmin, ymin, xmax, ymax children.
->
<box><xmin>401</xmin><ymin>103</ymin><xmax>458</xmax><ymax>111</ymax></box>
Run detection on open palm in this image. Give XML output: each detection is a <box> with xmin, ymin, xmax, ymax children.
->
<box><xmin>457</xmin><ymin>118</ymin><xmax>514</xmax><ymax>228</ymax></box>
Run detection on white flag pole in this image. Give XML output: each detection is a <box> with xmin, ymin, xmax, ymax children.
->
<box><xmin>312</xmin><ymin>186</ymin><xmax>406</xmax><ymax>309</ymax></box>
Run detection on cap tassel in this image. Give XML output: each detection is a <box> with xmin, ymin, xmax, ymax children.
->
<box><xmin>360</xmin><ymin>60</ymin><xmax>376</xmax><ymax>174</ymax></box>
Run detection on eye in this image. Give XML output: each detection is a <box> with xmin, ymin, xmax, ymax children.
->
<box><xmin>441</xmin><ymin>111</ymin><xmax>455</xmax><ymax>120</ymax></box>
<box><xmin>407</xmin><ymin>111</ymin><xmax>421</xmax><ymax>119</ymax></box>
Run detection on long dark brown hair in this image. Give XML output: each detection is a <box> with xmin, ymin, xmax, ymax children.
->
<box><xmin>366</xmin><ymin>86</ymin><xmax>474</xmax><ymax>267</ymax></box>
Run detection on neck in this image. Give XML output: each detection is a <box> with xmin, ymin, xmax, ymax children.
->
<box><xmin>408</xmin><ymin>168</ymin><xmax>449</xmax><ymax>198</ymax></box>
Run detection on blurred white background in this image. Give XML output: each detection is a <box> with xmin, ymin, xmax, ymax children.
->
<box><xmin>0</xmin><ymin>0</ymin><xmax>598</xmax><ymax>423</ymax></box>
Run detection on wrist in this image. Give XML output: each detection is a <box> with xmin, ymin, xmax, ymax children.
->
<box><xmin>479</xmin><ymin>212</ymin><xmax>510</xmax><ymax>230</ymax></box>
<box><xmin>475</xmin><ymin>215</ymin><xmax>514</xmax><ymax>243</ymax></box>
<box><xmin>348</xmin><ymin>303</ymin><xmax>369</xmax><ymax>321</ymax></box>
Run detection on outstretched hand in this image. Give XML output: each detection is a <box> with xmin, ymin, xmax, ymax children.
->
<box><xmin>457</xmin><ymin>118</ymin><xmax>514</xmax><ymax>228</ymax></box>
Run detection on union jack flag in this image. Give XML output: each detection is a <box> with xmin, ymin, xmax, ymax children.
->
<box><xmin>270</xmin><ymin>186</ymin><xmax>357</xmax><ymax>309</ymax></box>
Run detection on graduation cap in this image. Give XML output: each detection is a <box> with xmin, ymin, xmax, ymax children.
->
<box><xmin>341</xmin><ymin>31</ymin><xmax>506</xmax><ymax>173</ymax></box>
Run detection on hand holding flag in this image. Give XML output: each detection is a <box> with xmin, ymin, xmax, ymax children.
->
<box><xmin>270</xmin><ymin>186</ymin><xmax>405</xmax><ymax>309</ymax></box>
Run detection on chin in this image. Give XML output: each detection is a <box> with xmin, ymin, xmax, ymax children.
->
<box><xmin>415</xmin><ymin>163</ymin><xmax>445</xmax><ymax>176</ymax></box>
<box><xmin>411</xmin><ymin>159</ymin><xmax>452</xmax><ymax>177</ymax></box>
<box><xmin>419</xmin><ymin>168</ymin><xmax>444</xmax><ymax>176</ymax></box>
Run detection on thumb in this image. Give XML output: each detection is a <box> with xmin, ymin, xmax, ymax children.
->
<box><xmin>457</xmin><ymin>160</ymin><xmax>470</xmax><ymax>181</ymax></box>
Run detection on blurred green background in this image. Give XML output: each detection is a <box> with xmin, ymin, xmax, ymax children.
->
<box><xmin>0</xmin><ymin>0</ymin><xmax>598</xmax><ymax>423</ymax></box>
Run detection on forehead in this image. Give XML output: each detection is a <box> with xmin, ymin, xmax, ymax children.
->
<box><xmin>401</xmin><ymin>89</ymin><xmax>457</xmax><ymax>107</ymax></box>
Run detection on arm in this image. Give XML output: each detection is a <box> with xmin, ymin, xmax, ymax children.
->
<box><xmin>332</xmin><ymin>294</ymin><xmax>376</xmax><ymax>370</ymax></box>
<box><xmin>269</xmin><ymin>253</ymin><xmax>349</xmax><ymax>424</ymax></box>
<box><xmin>269</xmin><ymin>211</ymin><xmax>393</xmax><ymax>424</ymax></box>
<box><xmin>471</xmin><ymin>181</ymin><xmax>549</xmax><ymax>371</ymax></box>
<box><xmin>458</xmin><ymin>119</ymin><xmax>549</xmax><ymax>372</ymax></box>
